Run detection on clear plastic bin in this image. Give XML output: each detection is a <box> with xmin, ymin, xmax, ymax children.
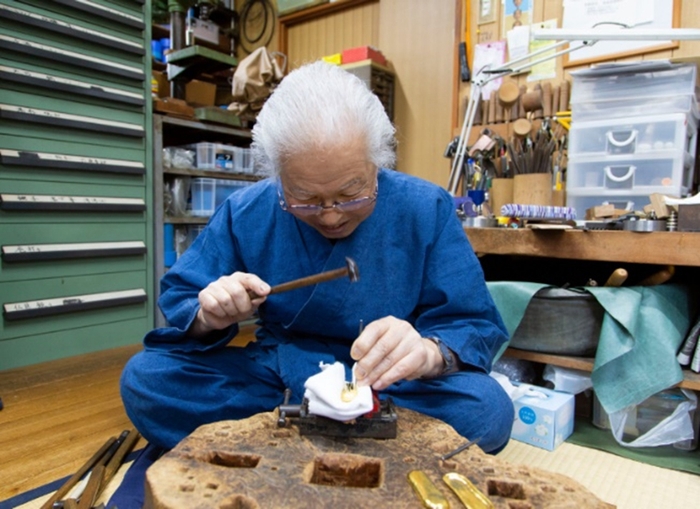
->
<box><xmin>190</xmin><ymin>178</ymin><xmax>251</xmax><ymax>216</ymax></box>
<box><xmin>568</xmin><ymin>113</ymin><xmax>697</xmax><ymax>159</ymax></box>
<box><xmin>566</xmin><ymin>152</ymin><xmax>694</xmax><ymax>198</ymax></box>
<box><xmin>234</xmin><ymin>146</ymin><xmax>254</xmax><ymax>174</ymax></box>
<box><xmin>570</xmin><ymin>62</ymin><xmax>697</xmax><ymax>120</ymax></box>
<box><xmin>188</xmin><ymin>142</ymin><xmax>237</xmax><ymax>171</ymax></box>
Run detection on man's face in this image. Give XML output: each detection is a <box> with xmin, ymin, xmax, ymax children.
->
<box><xmin>278</xmin><ymin>137</ymin><xmax>377</xmax><ymax>239</ymax></box>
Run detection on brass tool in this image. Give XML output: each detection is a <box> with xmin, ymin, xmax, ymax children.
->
<box><xmin>341</xmin><ymin>320</ymin><xmax>364</xmax><ymax>402</ymax></box>
<box><xmin>408</xmin><ymin>470</ymin><xmax>450</xmax><ymax>509</ymax></box>
<box><xmin>443</xmin><ymin>472</ymin><xmax>494</xmax><ymax>509</ymax></box>
<box><xmin>249</xmin><ymin>257</ymin><xmax>359</xmax><ymax>298</ymax></box>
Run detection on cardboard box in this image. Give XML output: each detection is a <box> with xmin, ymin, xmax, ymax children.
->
<box><xmin>511</xmin><ymin>384</ymin><xmax>575</xmax><ymax>451</ymax></box>
<box><xmin>151</xmin><ymin>71</ymin><xmax>216</xmax><ymax>107</ymax></box>
<box><xmin>341</xmin><ymin>45</ymin><xmax>387</xmax><ymax>66</ymax></box>
<box><xmin>185</xmin><ymin>79</ymin><xmax>216</xmax><ymax>107</ymax></box>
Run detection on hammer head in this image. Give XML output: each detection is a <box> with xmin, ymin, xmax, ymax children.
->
<box><xmin>345</xmin><ymin>257</ymin><xmax>360</xmax><ymax>283</ymax></box>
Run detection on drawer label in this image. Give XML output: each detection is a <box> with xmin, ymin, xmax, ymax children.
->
<box><xmin>0</xmin><ymin>193</ymin><xmax>145</xmax><ymax>212</ymax></box>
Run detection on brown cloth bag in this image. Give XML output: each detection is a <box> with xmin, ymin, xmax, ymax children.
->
<box><xmin>227</xmin><ymin>47</ymin><xmax>286</xmax><ymax>119</ymax></box>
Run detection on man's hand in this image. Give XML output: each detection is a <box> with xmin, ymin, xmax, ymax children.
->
<box><xmin>349</xmin><ymin>316</ymin><xmax>445</xmax><ymax>391</ymax></box>
<box><xmin>189</xmin><ymin>272</ymin><xmax>270</xmax><ymax>337</ymax></box>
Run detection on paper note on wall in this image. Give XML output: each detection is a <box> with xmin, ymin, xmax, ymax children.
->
<box><xmin>473</xmin><ymin>40</ymin><xmax>507</xmax><ymax>100</ymax></box>
<box><xmin>527</xmin><ymin>19</ymin><xmax>558</xmax><ymax>82</ymax></box>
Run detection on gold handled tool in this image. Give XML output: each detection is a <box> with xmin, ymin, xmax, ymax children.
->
<box><xmin>604</xmin><ymin>268</ymin><xmax>628</xmax><ymax>287</ymax></box>
<box><xmin>443</xmin><ymin>472</ymin><xmax>494</xmax><ymax>509</ymax></box>
<box><xmin>408</xmin><ymin>470</ymin><xmax>450</xmax><ymax>509</ymax></box>
<box><xmin>249</xmin><ymin>257</ymin><xmax>359</xmax><ymax>298</ymax></box>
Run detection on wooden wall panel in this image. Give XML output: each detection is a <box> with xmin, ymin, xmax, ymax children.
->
<box><xmin>286</xmin><ymin>1</ymin><xmax>380</xmax><ymax>69</ymax></box>
<box><xmin>378</xmin><ymin>0</ymin><xmax>456</xmax><ymax>185</ymax></box>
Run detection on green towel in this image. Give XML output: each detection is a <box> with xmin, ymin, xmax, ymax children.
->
<box><xmin>486</xmin><ymin>282</ymin><xmax>695</xmax><ymax>414</ymax></box>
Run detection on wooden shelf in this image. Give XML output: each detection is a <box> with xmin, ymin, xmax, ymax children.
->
<box><xmin>165</xmin><ymin>215</ymin><xmax>209</xmax><ymax>224</ymax></box>
<box><xmin>503</xmin><ymin>349</ymin><xmax>700</xmax><ymax>391</ymax></box>
<box><xmin>164</xmin><ymin>167</ymin><xmax>261</xmax><ymax>181</ymax></box>
<box><xmin>465</xmin><ymin>227</ymin><xmax>700</xmax><ymax>267</ymax></box>
<box><xmin>470</xmin><ymin>227</ymin><xmax>700</xmax><ymax>391</ymax></box>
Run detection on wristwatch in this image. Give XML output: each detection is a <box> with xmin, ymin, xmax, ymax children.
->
<box><xmin>424</xmin><ymin>336</ymin><xmax>457</xmax><ymax>376</ymax></box>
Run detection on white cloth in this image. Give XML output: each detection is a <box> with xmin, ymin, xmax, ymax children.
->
<box><xmin>303</xmin><ymin>362</ymin><xmax>373</xmax><ymax>422</ymax></box>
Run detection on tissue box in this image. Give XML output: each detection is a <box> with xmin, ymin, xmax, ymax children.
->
<box><xmin>511</xmin><ymin>385</ymin><xmax>575</xmax><ymax>451</ymax></box>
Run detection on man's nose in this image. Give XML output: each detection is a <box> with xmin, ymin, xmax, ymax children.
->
<box><xmin>317</xmin><ymin>206</ymin><xmax>343</xmax><ymax>223</ymax></box>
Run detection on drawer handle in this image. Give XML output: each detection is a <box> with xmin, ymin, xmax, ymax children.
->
<box><xmin>606</xmin><ymin>130</ymin><xmax>637</xmax><ymax>147</ymax></box>
<box><xmin>604</xmin><ymin>165</ymin><xmax>636</xmax><ymax>182</ymax></box>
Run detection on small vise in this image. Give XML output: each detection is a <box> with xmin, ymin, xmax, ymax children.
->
<box><xmin>277</xmin><ymin>389</ymin><xmax>398</xmax><ymax>439</ymax></box>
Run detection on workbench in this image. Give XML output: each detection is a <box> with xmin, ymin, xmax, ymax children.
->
<box><xmin>464</xmin><ymin>227</ymin><xmax>700</xmax><ymax>391</ymax></box>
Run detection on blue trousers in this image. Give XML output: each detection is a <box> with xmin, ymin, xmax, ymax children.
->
<box><xmin>121</xmin><ymin>338</ymin><xmax>514</xmax><ymax>453</ymax></box>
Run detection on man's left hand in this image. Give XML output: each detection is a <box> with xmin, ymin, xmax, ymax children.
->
<box><xmin>349</xmin><ymin>316</ymin><xmax>445</xmax><ymax>391</ymax></box>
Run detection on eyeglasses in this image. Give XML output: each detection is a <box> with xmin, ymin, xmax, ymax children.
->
<box><xmin>278</xmin><ymin>178</ymin><xmax>378</xmax><ymax>217</ymax></box>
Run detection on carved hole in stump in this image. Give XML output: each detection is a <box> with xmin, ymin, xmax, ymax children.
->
<box><xmin>218</xmin><ymin>494</ymin><xmax>261</xmax><ymax>509</ymax></box>
<box><xmin>205</xmin><ymin>451</ymin><xmax>261</xmax><ymax>468</ymax></box>
<box><xmin>307</xmin><ymin>453</ymin><xmax>383</xmax><ymax>488</ymax></box>
<box><xmin>487</xmin><ymin>479</ymin><xmax>526</xmax><ymax>499</ymax></box>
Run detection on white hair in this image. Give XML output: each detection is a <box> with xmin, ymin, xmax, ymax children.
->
<box><xmin>251</xmin><ymin>61</ymin><xmax>396</xmax><ymax>176</ymax></box>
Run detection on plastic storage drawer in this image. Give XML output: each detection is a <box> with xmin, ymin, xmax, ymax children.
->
<box><xmin>566</xmin><ymin>151</ymin><xmax>695</xmax><ymax>197</ymax></box>
<box><xmin>570</xmin><ymin>62</ymin><xmax>697</xmax><ymax>121</ymax></box>
<box><xmin>234</xmin><ymin>146</ymin><xmax>254</xmax><ymax>174</ymax></box>
<box><xmin>568</xmin><ymin>113</ymin><xmax>697</xmax><ymax>159</ymax></box>
<box><xmin>190</xmin><ymin>178</ymin><xmax>251</xmax><ymax>216</ymax></box>
<box><xmin>567</xmin><ymin>191</ymin><xmax>661</xmax><ymax>217</ymax></box>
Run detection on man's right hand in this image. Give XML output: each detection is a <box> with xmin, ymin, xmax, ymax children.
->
<box><xmin>189</xmin><ymin>272</ymin><xmax>270</xmax><ymax>337</ymax></box>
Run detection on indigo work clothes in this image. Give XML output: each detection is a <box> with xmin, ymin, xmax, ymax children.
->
<box><xmin>121</xmin><ymin>169</ymin><xmax>514</xmax><ymax>452</ymax></box>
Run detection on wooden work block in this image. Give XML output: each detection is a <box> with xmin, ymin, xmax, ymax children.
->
<box><xmin>649</xmin><ymin>193</ymin><xmax>671</xmax><ymax>219</ymax></box>
<box><xmin>585</xmin><ymin>204</ymin><xmax>615</xmax><ymax>220</ymax></box>
<box><xmin>145</xmin><ymin>408</ymin><xmax>613</xmax><ymax>508</ymax></box>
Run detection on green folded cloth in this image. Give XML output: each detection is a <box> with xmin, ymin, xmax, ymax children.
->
<box><xmin>487</xmin><ymin>282</ymin><xmax>695</xmax><ymax>415</ymax></box>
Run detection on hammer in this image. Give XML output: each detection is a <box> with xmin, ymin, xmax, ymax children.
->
<box><xmin>249</xmin><ymin>257</ymin><xmax>360</xmax><ymax>298</ymax></box>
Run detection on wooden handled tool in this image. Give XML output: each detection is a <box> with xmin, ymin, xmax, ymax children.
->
<box><xmin>250</xmin><ymin>257</ymin><xmax>360</xmax><ymax>298</ymax></box>
<box><xmin>639</xmin><ymin>265</ymin><xmax>675</xmax><ymax>286</ymax></box>
<box><xmin>604</xmin><ymin>268</ymin><xmax>628</xmax><ymax>287</ymax></box>
<box><xmin>542</xmin><ymin>82</ymin><xmax>552</xmax><ymax>118</ymax></box>
<box><xmin>40</xmin><ymin>437</ymin><xmax>117</xmax><ymax>509</ymax></box>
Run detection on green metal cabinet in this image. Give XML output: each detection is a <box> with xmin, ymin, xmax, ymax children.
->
<box><xmin>0</xmin><ymin>0</ymin><xmax>153</xmax><ymax>369</ymax></box>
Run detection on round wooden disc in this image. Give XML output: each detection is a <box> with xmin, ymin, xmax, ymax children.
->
<box><xmin>513</xmin><ymin>118</ymin><xmax>532</xmax><ymax>138</ymax></box>
<box><xmin>498</xmin><ymin>81</ymin><xmax>520</xmax><ymax>108</ymax></box>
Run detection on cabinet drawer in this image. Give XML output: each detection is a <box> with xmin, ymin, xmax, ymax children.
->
<box><xmin>0</xmin><ymin>271</ymin><xmax>148</xmax><ymax>340</ymax></box>
<box><xmin>0</xmin><ymin>88</ymin><xmax>145</xmax><ymax>140</ymax></box>
<box><xmin>1</xmin><ymin>134</ymin><xmax>146</xmax><ymax>176</ymax></box>
<box><xmin>0</xmin><ymin>315</ymin><xmax>148</xmax><ymax>370</ymax></box>
<box><xmin>0</xmin><ymin>221</ymin><xmax>146</xmax><ymax>244</ymax></box>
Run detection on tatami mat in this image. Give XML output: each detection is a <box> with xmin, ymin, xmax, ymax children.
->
<box><xmin>498</xmin><ymin>440</ymin><xmax>700</xmax><ymax>509</ymax></box>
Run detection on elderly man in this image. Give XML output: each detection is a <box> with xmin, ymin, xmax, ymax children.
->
<box><xmin>121</xmin><ymin>61</ymin><xmax>513</xmax><ymax>455</ymax></box>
